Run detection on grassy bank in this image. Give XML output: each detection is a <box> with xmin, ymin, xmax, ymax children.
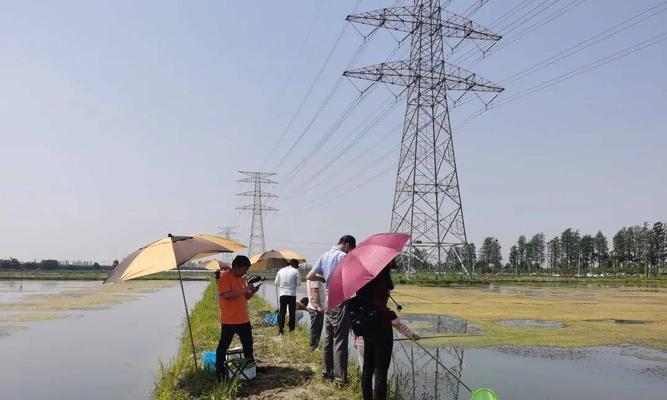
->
<box><xmin>0</xmin><ymin>269</ymin><xmax>212</xmax><ymax>281</ymax></box>
<box><xmin>153</xmin><ymin>282</ymin><xmax>374</xmax><ymax>400</ymax></box>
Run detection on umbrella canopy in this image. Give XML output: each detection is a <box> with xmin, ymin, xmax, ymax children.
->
<box><xmin>202</xmin><ymin>259</ymin><xmax>231</xmax><ymax>271</ymax></box>
<box><xmin>327</xmin><ymin>233</ymin><xmax>410</xmax><ymax>309</ymax></box>
<box><xmin>249</xmin><ymin>249</ymin><xmax>306</xmax><ymax>272</ymax></box>
<box><xmin>105</xmin><ymin>234</ymin><xmax>245</xmax><ymax>283</ymax></box>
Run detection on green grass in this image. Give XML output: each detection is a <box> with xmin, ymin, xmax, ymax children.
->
<box><xmin>393</xmin><ymin>273</ymin><xmax>667</xmax><ymax>288</ymax></box>
<box><xmin>393</xmin><ymin>284</ymin><xmax>667</xmax><ymax>351</ymax></box>
<box><xmin>152</xmin><ymin>282</ymin><xmax>383</xmax><ymax>400</ymax></box>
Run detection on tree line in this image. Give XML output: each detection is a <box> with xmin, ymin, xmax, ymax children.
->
<box><xmin>428</xmin><ymin>221</ymin><xmax>665</xmax><ymax>276</ymax></box>
<box><xmin>0</xmin><ymin>258</ymin><xmax>112</xmax><ymax>271</ymax></box>
<box><xmin>466</xmin><ymin>221</ymin><xmax>667</xmax><ymax>276</ymax></box>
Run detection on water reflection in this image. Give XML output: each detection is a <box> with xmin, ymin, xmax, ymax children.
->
<box><xmin>392</xmin><ymin>315</ymin><xmax>468</xmax><ymax>400</ymax></box>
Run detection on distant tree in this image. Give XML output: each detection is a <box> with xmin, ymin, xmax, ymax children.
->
<box><xmin>396</xmin><ymin>247</ymin><xmax>432</xmax><ymax>272</ymax></box>
<box><xmin>653</xmin><ymin>222</ymin><xmax>665</xmax><ymax>275</ymax></box>
<box><xmin>612</xmin><ymin>227</ymin><xmax>628</xmax><ymax>269</ymax></box>
<box><xmin>560</xmin><ymin>228</ymin><xmax>581</xmax><ymax>273</ymax></box>
<box><xmin>593</xmin><ymin>231</ymin><xmax>609</xmax><ymax>270</ymax></box>
<box><xmin>527</xmin><ymin>233</ymin><xmax>546</xmax><ymax>272</ymax></box>
<box><xmin>478</xmin><ymin>237</ymin><xmax>502</xmax><ymax>273</ymax></box>
<box><xmin>580</xmin><ymin>235</ymin><xmax>595</xmax><ymax>275</ymax></box>
<box><xmin>40</xmin><ymin>259</ymin><xmax>60</xmax><ymax>270</ymax></box>
<box><xmin>547</xmin><ymin>237</ymin><xmax>561</xmax><ymax>272</ymax></box>
<box><xmin>509</xmin><ymin>245</ymin><xmax>519</xmax><ymax>275</ymax></box>
<box><xmin>516</xmin><ymin>235</ymin><xmax>528</xmax><ymax>272</ymax></box>
<box><xmin>637</xmin><ymin>223</ymin><xmax>653</xmax><ymax>276</ymax></box>
<box><xmin>461</xmin><ymin>243</ymin><xmax>477</xmax><ymax>276</ymax></box>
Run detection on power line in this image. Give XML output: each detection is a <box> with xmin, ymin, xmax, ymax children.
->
<box><xmin>501</xmin><ymin>1</ymin><xmax>667</xmax><ymax>85</ymax></box>
<box><xmin>280</xmin><ymin>3</ymin><xmax>667</xmax><ymax>223</ymax></box>
<box><xmin>456</xmin><ymin>30</ymin><xmax>667</xmax><ymax>129</ymax></box>
<box><xmin>261</xmin><ymin>0</ymin><xmax>365</xmax><ymax>169</ymax></box>
<box><xmin>272</xmin><ymin>30</ymin><xmax>379</xmax><ymax>172</ymax></box>
<box><xmin>279</xmin><ymin>77</ymin><xmax>378</xmax><ymax>183</ymax></box>
<box><xmin>284</xmin><ymin>91</ymin><xmax>406</xmax><ymax>196</ymax></box>
<box><xmin>447</xmin><ymin>0</ymin><xmax>666</xmax><ymax>110</ymax></box>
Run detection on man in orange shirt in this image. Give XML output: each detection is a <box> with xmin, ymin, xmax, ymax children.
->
<box><xmin>215</xmin><ymin>255</ymin><xmax>258</xmax><ymax>379</ymax></box>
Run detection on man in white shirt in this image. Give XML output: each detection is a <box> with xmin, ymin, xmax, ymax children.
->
<box><xmin>274</xmin><ymin>259</ymin><xmax>301</xmax><ymax>335</ymax></box>
<box><xmin>306</xmin><ymin>275</ymin><xmax>325</xmax><ymax>350</ymax></box>
<box><xmin>306</xmin><ymin>234</ymin><xmax>356</xmax><ymax>384</ymax></box>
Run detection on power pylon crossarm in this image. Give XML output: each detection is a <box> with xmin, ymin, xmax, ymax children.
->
<box><xmin>344</xmin><ymin>1</ymin><xmax>504</xmax><ymax>277</ymax></box>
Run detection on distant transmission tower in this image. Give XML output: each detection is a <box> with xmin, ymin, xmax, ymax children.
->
<box><xmin>236</xmin><ymin>171</ymin><xmax>278</xmax><ymax>257</ymax></box>
<box><xmin>216</xmin><ymin>226</ymin><xmax>238</xmax><ymax>240</ymax></box>
<box><xmin>344</xmin><ymin>1</ymin><xmax>503</xmax><ymax>276</ymax></box>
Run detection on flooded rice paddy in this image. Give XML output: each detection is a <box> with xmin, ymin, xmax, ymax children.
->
<box><xmin>389</xmin><ymin>284</ymin><xmax>667</xmax><ymax>399</ymax></box>
<box><xmin>0</xmin><ymin>279</ymin><xmax>208</xmax><ymax>400</ymax></box>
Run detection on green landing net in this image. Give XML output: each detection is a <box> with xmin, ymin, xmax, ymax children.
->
<box><xmin>471</xmin><ymin>388</ymin><xmax>501</xmax><ymax>400</ymax></box>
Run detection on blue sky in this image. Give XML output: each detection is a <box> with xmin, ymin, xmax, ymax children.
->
<box><xmin>1</xmin><ymin>0</ymin><xmax>665</xmax><ymax>264</ymax></box>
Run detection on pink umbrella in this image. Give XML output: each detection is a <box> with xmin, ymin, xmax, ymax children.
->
<box><xmin>327</xmin><ymin>232</ymin><xmax>410</xmax><ymax>309</ymax></box>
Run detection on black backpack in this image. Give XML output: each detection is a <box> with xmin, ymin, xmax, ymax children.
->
<box><xmin>348</xmin><ymin>291</ymin><xmax>382</xmax><ymax>337</ymax></box>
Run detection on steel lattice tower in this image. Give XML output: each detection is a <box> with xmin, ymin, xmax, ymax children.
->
<box><xmin>344</xmin><ymin>1</ymin><xmax>503</xmax><ymax>276</ymax></box>
<box><xmin>216</xmin><ymin>226</ymin><xmax>238</xmax><ymax>241</ymax></box>
<box><xmin>236</xmin><ymin>171</ymin><xmax>277</xmax><ymax>257</ymax></box>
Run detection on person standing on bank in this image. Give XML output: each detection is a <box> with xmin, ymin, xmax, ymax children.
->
<box><xmin>274</xmin><ymin>258</ymin><xmax>301</xmax><ymax>335</ymax></box>
<box><xmin>351</xmin><ymin>261</ymin><xmax>420</xmax><ymax>400</ymax></box>
<box><xmin>215</xmin><ymin>255</ymin><xmax>258</xmax><ymax>380</ymax></box>
<box><xmin>306</xmin><ymin>270</ymin><xmax>325</xmax><ymax>350</ymax></box>
<box><xmin>306</xmin><ymin>235</ymin><xmax>356</xmax><ymax>384</ymax></box>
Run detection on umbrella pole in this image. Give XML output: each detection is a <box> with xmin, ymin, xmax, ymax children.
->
<box><xmin>176</xmin><ymin>265</ymin><xmax>199</xmax><ymax>370</ymax></box>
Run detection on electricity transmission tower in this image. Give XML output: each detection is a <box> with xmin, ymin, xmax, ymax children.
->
<box><xmin>236</xmin><ymin>171</ymin><xmax>278</xmax><ymax>257</ymax></box>
<box><xmin>216</xmin><ymin>226</ymin><xmax>238</xmax><ymax>262</ymax></box>
<box><xmin>344</xmin><ymin>0</ymin><xmax>503</xmax><ymax>277</ymax></box>
<box><xmin>216</xmin><ymin>226</ymin><xmax>238</xmax><ymax>240</ymax></box>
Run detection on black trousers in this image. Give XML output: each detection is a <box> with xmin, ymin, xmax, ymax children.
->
<box><xmin>215</xmin><ymin>322</ymin><xmax>254</xmax><ymax>375</ymax></box>
<box><xmin>362</xmin><ymin>326</ymin><xmax>394</xmax><ymax>400</ymax></box>
<box><xmin>278</xmin><ymin>295</ymin><xmax>296</xmax><ymax>333</ymax></box>
<box><xmin>308</xmin><ymin>309</ymin><xmax>324</xmax><ymax>349</ymax></box>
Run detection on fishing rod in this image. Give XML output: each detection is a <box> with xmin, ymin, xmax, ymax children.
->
<box><xmin>408</xmin><ymin>336</ymin><xmax>473</xmax><ymax>393</ymax></box>
<box><xmin>389</xmin><ymin>293</ymin><xmax>499</xmax><ymax>399</ymax></box>
<box><xmin>393</xmin><ymin>334</ymin><xmax>482</xmax><ymax>341</ymax></box>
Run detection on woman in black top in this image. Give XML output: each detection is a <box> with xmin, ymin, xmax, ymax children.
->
<box><xmin>357</xmin><ymin>261</ymin><xmax>418</xmax><ymax>400</ymax></box>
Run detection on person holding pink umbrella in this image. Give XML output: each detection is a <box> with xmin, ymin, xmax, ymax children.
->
<box><xmin>351</xmin><ymin>260</ymin><xmax>420</xmax><ymax>400</ymax></box>
<box><xmin>328</xmin><ymin>233</ymin><xmax>420</xmax><ymax>400</ymax></box>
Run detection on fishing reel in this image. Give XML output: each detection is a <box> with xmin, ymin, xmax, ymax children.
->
<box><xmin>389</xmin><ymin>294</ymin><xmax>403</xmax><ymax>311</ymax></box>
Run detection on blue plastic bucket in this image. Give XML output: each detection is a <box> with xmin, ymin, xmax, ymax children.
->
<box><xmin>264</xmin><ymin>312</ymin><xmax>278</xmax><ymax>326</ymax></box>
<box><xmin>202</xmin><ymin>351</ymin><xmax>216</xmax><ymax>371</ymax></box>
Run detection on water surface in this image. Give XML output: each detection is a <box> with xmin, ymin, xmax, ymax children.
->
<box><xmin>0</xmin><ymin>280</ymin><xmax>208</xmax><ymax>400</ymax></box>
